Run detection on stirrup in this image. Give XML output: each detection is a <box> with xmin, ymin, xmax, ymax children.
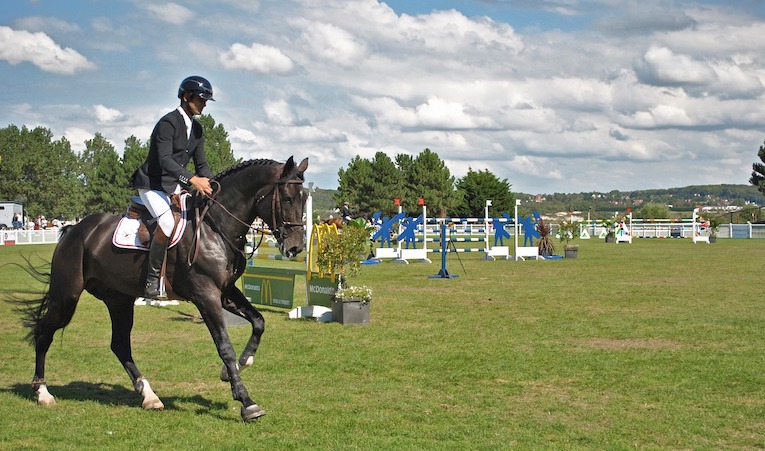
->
<box><xmin>144</xmin><ymin>284</ymin><xmax>167</xmax><ymax>300</ymax></box>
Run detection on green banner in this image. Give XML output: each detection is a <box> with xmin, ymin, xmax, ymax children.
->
<box><xmin>242</xmin><ymin>267</ymin><xmax>305</xmax><ymax>309</ymax></box>
<box><xmin>306</xmin><ymin>273</ymin><xmax>338</xmax><ymax>308</ymax></box>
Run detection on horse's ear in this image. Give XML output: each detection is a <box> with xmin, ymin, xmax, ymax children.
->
<box><xmin>284</xmin><ymin>156</ymin><xmax>295</xmax><ymax>172</ymax></box>
<box><xmin>297</xmin><ymin>157</ymin><xmax>308</xmax><ymax>174</ymax></box>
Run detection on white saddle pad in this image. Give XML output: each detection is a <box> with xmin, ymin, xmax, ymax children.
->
<box><xmin>112</xmin><ymin>193</ymin><xmax>189</xmax><ymax>251</ymax></box>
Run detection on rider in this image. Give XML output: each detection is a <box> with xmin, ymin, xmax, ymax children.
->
<box><xmin>130</xmin><ymin>75</ymin><xmax>215</xmax><ymax>299</ymax></box>
<box><xmin>342</xmin><ymin>201</ymin><xmax>352</xmax><ymax>224</ymax></box>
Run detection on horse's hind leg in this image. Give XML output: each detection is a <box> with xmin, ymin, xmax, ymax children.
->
<box><xmin>103</xmin><ymin>294</ymin><xmax>164</xmax><ymax>410</ymax></box>
<box><xmin>32</xmin><ymin>287</ymin><xmax>83</xmax><ymax>406</ymax></box>
<box><xmin>219</xmin><ymin>285</ymin><xmax>265</xmax><ymax>382</ymax></box>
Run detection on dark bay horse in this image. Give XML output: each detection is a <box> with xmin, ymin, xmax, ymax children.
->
<box><xmin>17</xmin><ymin>156</ymin><xmax>308</xmax><ymax>422</ymax></box>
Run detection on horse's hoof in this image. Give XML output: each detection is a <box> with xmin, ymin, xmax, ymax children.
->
<box><xmin>142</xmin><ymin>397</ymin><xmax>165</xmax><ymax>410</ymax></box>
<box><xmin>36</xmin><ymin>385</ymin><xmax>56</xmax><ymax>406</ymax></box>
<box><xmin>37</xmin><ymin>396</ymin><xmax>56</xmax><ymax>407</ymax></box>
<box><xmin>241</xmin><ymin>404</ymin><xmax>266</xmax><ymax>422</ymax></box>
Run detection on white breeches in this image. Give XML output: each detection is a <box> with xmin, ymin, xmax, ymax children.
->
<box><xmin>138</xmin><ymin>189</ymin><xmax>175</xmax><ymax>237</ymax></box>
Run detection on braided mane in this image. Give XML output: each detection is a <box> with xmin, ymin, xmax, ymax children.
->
<box><xmin>213</xmin><ymin>159</ymin><xmax>280</xmax><ymax>180</ymax></box>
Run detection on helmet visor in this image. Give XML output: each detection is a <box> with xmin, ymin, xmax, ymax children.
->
<box><xmin>197</xmin><ymin>89</ymin><xmax>215</xmax><ymax>101</ymax></box>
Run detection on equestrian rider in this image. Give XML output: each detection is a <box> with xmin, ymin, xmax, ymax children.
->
<box><xmin>130</xmin><ymin>76</ymin><xmax>215</xmax><ymax>299</ymax></box>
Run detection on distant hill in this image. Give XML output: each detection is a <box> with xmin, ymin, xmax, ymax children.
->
<box><xmin>311</xmin><ymin>187</ymin><xmax>339</xmax><ymax>217</ymax></box>
<box><xmin>310</xmin><ymin>184</ymin><xmax>765</xmax><ymax>219</ymax></box>
<box><xmin>521</xmin><ymin>184</ymin><xmax>765</xmax><ymax>217</ymax></box>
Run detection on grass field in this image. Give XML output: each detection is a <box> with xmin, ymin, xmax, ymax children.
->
<box><xmin>1</xmin><ymin>238</ymin><xmax>764</xmax><ymax>449</ymax></box>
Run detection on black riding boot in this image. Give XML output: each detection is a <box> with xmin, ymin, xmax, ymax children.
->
<box><xmin>144</xmin><ymin>229</ymin><xmax>169</xmax><ymax>299</ymax></box>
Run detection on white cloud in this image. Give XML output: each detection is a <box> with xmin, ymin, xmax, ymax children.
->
<box><xmin>395</xmin><ymin>9</ymin><xmax>523</xmax><ymax>55</ymax></box>
<box><xmin>0</xmin><ymin>26</ymin><xmax>94</xmax><ymax>74</ymax></box>
<box><xmin>218</xmin><ymin>42</ymin><xmax>294</xmax><ymax>74</ymax></box>
<box><xmin>229</xmin><ymin>127</ymin><xmax>259</xmax><ymax>144</ymax></box>
<box><xmin>413</xmin><ymin>97</ymin><xmax>477</xmax><ymax>129</ymax></box>
<box><xmin>635</xmin><ymin>45</ymin><xmax>717</xmax><ymax>86</ymax></box>
<box><xmin>300</xmin><ymin>21</ymin><xmax>367</xmax><ymax>67</ymax></box>
<box><xmin>92</xmin><ymin>105</ymin><xmax>122</xmax><ymax>123</ymax></box>
<box><xmin>146</xmin><ymin>3</ymin><xmax>194</xmax><ymax>25</ymax></box>
<box><xmin>63</xmin><ymin>127</ymin><xmax>93</xmax><ymax>153</ymax></box>
<box><xmin>263</xmin><ymin>99</ymin><xmax>296</xmax><ymax>126</ymax></box>
<box><xmin>14</xmin><ymin>16</ymin><xmax>81</xmax><ymax>33</ymax></box>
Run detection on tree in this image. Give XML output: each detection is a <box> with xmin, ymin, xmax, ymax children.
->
<box><xmin>367</xmin><ymin>152</ymin><xmax>406</xmax><ymax>216</ymax></box>
<box><xmin>636</xmin><ymin>202</ymin><xmax>671</xmax><ymax>220</ymax></box>
<box><xmin>121</xmin><ymin>135</ymin><xmax>147</xmax><ymax>186</ymax></box>
<box><xmin>750</xmin><ymin>140</ymin><xmax>765</xmax><ymax>197</ymax></box>
<box><xmin>394</xmin><ymin>153</ymin><xmax>416</xmax><ymax>210</ymax></box>
<box><xmin>454</xmin><ymin>168</ymin><xmax>515</xmax><ymax>218</ymax></box>
<box><xmin>49</xmin><ymin>136</ymin><xmax>85</xmax><ymax>220</ymax></box>
<box><xmin>0</xmin><ymin>125</ymin><xmax>83</xmax><ymax>218</ymax></box>
<box><xmin>407</xmin><ymin>148</ymin><xmax>457</xmax><ymax>217</ymax></box>
<box><xmin>0</xmin><ymin>125</ymin><xmax>27</xmax><ymax>202</ymax></box>
<box><xmin>335</xmin><ymin>156</ymin><xmax>374</xmax><ymax>215</ymax></box>
<box><xmin>196</xmin><ymin>114</ymin><xmax>239</xmax><ymax>175</ymax></box>
<box><xmin>81</xmin><ymin>133</ymin><xmax>130</xmax><ymax>215</ymax></box>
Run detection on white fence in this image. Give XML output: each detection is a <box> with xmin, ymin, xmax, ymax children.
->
<box><xmin>1</xmin><ymin>228</ymin><xmax>61</xmax><ymax>245</ymax></box>
<box><xmin>3</xmin><ymin>222</ymin><xmax>765</xmax><ymax>247</ymax></box>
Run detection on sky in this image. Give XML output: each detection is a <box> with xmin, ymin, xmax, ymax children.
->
<box><xmin>3</xmin><ymin>0</ymin><xmax>765</xmax><ymax>195</ymax></box>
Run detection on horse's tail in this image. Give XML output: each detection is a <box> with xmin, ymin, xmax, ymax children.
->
<box><xmin>5</xmin><ymin>255</ymin><xmax>52</xmax><ymax>345</ymax></box>
<box><xmin>8</xmin><ymin>225</ymin><xmax>76</xmax><ymax>345</ymax></box>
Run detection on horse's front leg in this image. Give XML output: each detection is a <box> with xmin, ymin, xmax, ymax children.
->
<box><xmin>219</xmin><ymin>285</ymin><xmax>265</xmax><ymax>382</ymax></box>
<box><xmin>104</xmin><ymin>296</ymin><xmax>164</xmax><ymax>410</ymax></box>
<box><xmin>196</xmin><ymin>298</ymin><xmax>265</xmax><ymax>421</ymax></box>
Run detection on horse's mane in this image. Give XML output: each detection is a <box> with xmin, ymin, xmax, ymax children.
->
<box><xmin>213</xmin><ymin>159</ymin><xmax>280</xmax><ymax>180</ymax></box>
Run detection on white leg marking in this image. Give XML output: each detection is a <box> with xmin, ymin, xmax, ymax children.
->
<box><xmin>139</xmin><ymin>378</ymin><xmax>164</xmax><ymax>410</ymax></box>
<box><xmin>36</xmin><ymin>385</ymin><xmax>56</xmax><ymax>406</ymax></box>
<box><xmin>244</xmin><ymin>355</ymin><xmax>254</xmax><ymax>367</ymax></box>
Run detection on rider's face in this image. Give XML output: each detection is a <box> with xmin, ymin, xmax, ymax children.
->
<box><xmin>187</xmin><ymin>95</ymin><xmax>207</xmax><ymax>116</ymax></box>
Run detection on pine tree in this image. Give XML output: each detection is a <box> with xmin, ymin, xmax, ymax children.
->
<box><xmin>750</xmin><ymin>140</ymin><xmax>765</xmax><ymax>197</ymax></box>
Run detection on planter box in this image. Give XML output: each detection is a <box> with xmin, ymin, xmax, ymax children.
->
<box><xmin>564</xmin><ymin>245</ymin><xmax>579</xmax><ymax>259</ymax></box>
<box><xmin>332</xmin><ymin>298</ymin><xmax>370</xmax><ymax>325</ymax></box>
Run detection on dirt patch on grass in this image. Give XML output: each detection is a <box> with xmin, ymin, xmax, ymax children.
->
<box><xmin>572</xmin><ymin>337</ymin><xmax>683</xmax><ymax>350</ymax></box>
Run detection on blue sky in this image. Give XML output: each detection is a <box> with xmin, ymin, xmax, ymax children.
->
<box><xmin>2</xmin><ymin>0</ymin><xmax>765</xmax><ymax>196</ymax></box>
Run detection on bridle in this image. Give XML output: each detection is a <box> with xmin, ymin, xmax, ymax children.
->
<box><xmin>187</xmin><ymin>176</ymin><xmax>304</xmax><ymax>267</ymax></box>
<box><xmin>269</xmin><ymin>178</ymin><xmax>304</xmax><ymax>244</ymax></box>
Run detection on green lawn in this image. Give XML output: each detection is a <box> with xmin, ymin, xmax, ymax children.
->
<box><xmin>0</xmin><ymin>238</ymin><xmax>763</xmax><ymax>449</ymax></box>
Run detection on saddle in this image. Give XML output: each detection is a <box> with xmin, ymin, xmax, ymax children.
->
<box><xmin>114</xmin><ymin>193</ymin><xmax>185</xmax><ymax>249</ymax></box>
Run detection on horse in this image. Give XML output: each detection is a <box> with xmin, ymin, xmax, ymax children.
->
<box><xmin>320</xmin><ymin>216</ymin><xmax>344</xmax><ymax>229</ymax></box>
<box><xmin>14</xmin><ymin>156</ymin><xmax>308</xmax><ymax>422</ymax></box>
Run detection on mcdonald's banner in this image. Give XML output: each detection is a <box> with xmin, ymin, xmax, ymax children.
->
<box><xmin>242</xmin><ymin>267</ymin><xmax>305</xmax><ymax>308</ymax></box>
<box><xmin>306</xmin><ymin>273</ymin><xmax>338</xmax><ymax>308</ymax></box>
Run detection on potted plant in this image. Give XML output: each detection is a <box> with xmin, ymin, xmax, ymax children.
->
<box><xmin>536</xmin><ymin>218</ymin><xmax>555</xmax><ymax>257</ymax></box>
<box><xmin>316</xmin><ymin>218</ymin><xmax>373</xmax><ymax>325</ymax></box>
<box><xmin>557</xmin><ymin>219</ymin><xmax>579</xmax><ymax>258</ymax></box>
<box><xmin>332</xmin><ymin>284</ymin><xmax>372</xmax><ymax>325</ymax></box>
<box><xmin>708</xmin><ymin>215</ymin><xmax>721</xmax><ymax>243</ymax></box>
<box><xmin>600</xmin><ymin>217</ymin><xmax>616</xmax><ymax>243</ymax></box>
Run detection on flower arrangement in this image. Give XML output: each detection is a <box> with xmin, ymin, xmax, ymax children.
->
<box><xmin>557</xmin><ymin>220</ymin><xmax>579</xmax><ymax>247</ymax></box>
<box><xmin>334</xmin><ymin>285</ymin><xmax>373</xmax><ymax>303</ymax></box>
<box><xmin>600</xmin><ymin>216</ymin><xmax>616</xmax><ymax>241</ymax></box>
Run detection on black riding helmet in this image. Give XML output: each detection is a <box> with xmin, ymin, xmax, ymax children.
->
<box><xmin>177</xmin><ymin>75</ymin><xmax>215</xmax><ymax>101</ymax></box>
